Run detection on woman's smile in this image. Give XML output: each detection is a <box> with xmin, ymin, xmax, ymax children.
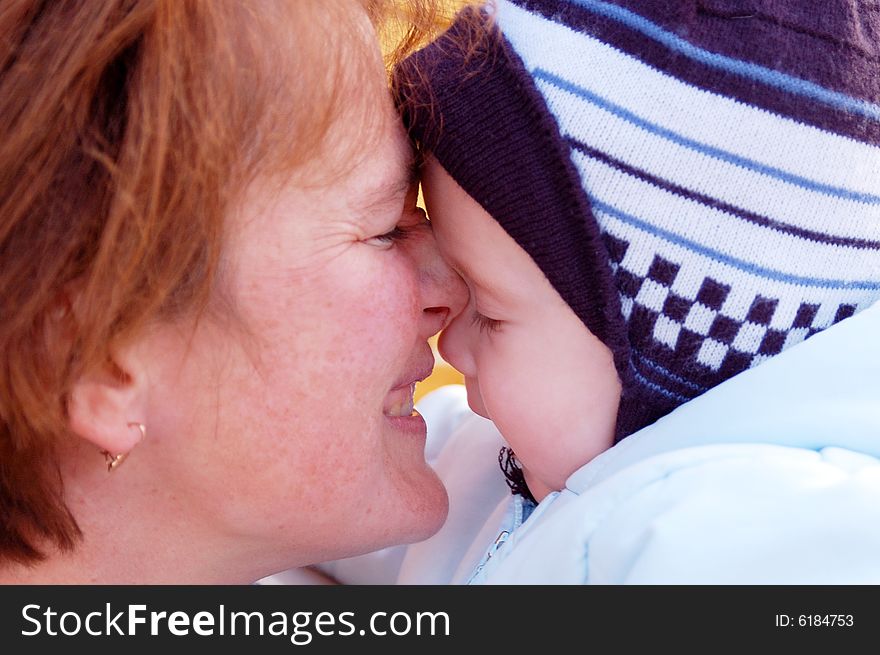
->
<box><xmin>383</xmin><ymin>351</ymin><xmax>435</xmax><ymax>419</ymax></box>
<box><xmin>383</xmin><ymin>383</ymin><xmax>417</xmax><ymax>417</ymax></box>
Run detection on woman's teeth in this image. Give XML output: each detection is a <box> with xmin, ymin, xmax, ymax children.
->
<box><xmin>384</xmin><ymin>383</ymin><xmax>416</xmax><ymax>417</ymax></box>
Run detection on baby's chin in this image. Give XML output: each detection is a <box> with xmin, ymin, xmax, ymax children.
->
<box><xmin>467</xmin><ymin>399</ymin><xmax>490</xmax><ymax>420</ymax></box>
<box><xmin>463</xmin><ymin>378</ymin><xmax>491</xmax><ymax>419</ymax></box>
<box><xmin>522</xmin><ymin>469</ymin><xmax>558</xmax><ymax>504</ymax></box>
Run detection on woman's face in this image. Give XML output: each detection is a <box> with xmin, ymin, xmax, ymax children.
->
<box><xmin>130</xmin><ymin>32</ymin><xmax>466</xmax><ymax>575</ymax></box>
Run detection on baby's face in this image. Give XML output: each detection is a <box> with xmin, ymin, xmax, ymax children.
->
<box><xmin>423</xmin><ymin>158</ymin><xmax>621</xmax><ymax>500</ymax></box>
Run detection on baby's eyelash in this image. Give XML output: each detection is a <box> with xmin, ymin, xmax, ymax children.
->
<box><xmin>471</xmin><ymin>311</ymin><xmax>502</xmax><ymax>334</ymax></box>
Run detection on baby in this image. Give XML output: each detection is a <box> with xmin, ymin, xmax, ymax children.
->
<box><xmin>422</xmin><ymin>156</ymin><xmax>621</xmax><ymax>505</ymax></box>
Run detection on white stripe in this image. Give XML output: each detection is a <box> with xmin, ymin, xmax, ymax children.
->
<box><xmin>572</xmin><ymin>151</ymin><xmax>880</xmax><ymax>280</ymax></box>
<box><xmin>497</xmin><ymin>0</ymin><xmax>880</xmax><ymax>196</ymax></box>
<box><xmin>543</xmin><ymin>80</ymin><xmax>880</xmax><ymax>241</ymax></box>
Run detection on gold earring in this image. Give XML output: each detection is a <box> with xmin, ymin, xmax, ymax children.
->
<box><xmin>128</xmin><ymin>422</ymin><xmax>147</xmax><ymax>442</ymax></box>
<box><xmin>101</xmin><ymin>450</ymin><xmax>127</xmax><ymax>472</ymax></box>
<box><xmin>100</xmin><ymin>423</ymin><xmax>146</xmax><ymax>472</ymax></box>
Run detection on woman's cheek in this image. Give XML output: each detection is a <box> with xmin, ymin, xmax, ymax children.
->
<box><xmin>338</xmin><ymin>248</ymin><xmax>421</xmax><ymax>360</ymax></box>
<box><xmin>382</xmin><ymin>244</ymin><xmax>423</xmax><ymax>318</ymax></box>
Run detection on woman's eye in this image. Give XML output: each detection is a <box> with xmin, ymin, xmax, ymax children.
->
<box><xmin>470</xmin><ymin>310</ymin><xmax>502</xmax><ymax>334</ymax></box>
<box><xmin>366</xmin><ymin>225</ymin><xmax>412</xmax><ymax>248</ymax></box>
<box><xmin>366</xmin><ymin>207</ymin><xmax>429</xmax><ymax>248</ymax></box>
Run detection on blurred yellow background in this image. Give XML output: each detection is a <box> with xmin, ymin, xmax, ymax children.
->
<box><xmin>415</xmin><ymin>334</ymin><xmax>464</xmax><ymax>402</ymax></box>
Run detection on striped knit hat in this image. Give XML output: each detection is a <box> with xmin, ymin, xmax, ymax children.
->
<box><xmin>396</xmin><ymin>0</ymin><xmax>880</xmax><ymax>440</ymax></box>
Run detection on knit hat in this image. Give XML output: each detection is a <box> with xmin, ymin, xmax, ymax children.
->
<box><xmin>395</xmin><ymin>0</ymin><xmax>880</xmax><ymax>440</ymax></box>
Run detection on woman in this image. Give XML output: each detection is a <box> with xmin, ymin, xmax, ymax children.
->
<box><xmin>0</xmin><ymin>0</ymin><xmax>466</xmax><ymax>583</ymax></box>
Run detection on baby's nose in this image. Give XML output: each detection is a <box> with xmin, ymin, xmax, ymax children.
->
<box><xmin>437</xmin><ymin>313</ymin><xmax>476</xmax><ymax>378</ymax></box>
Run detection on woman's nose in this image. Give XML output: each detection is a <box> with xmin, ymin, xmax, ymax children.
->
<box><xmin>414</xmin><ymin>224</ymin><xmax>468</xmax><ymax>339</ymax></box>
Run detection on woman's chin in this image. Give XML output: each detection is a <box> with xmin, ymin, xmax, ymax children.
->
<box><xmin>412</xmin><ymin>471</ymin><xmax>449</xmax><ymax>541</ymax></box>
<box><xmin>389</xmin><ymin>467</ymin><xmax>449</xmax><ymax>546</ymax></box>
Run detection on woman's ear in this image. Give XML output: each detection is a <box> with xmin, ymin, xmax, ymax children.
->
<box><xmin>67</xmin><ymin>344</ymin><xmax>148</xmax><ymax>457</ymax></box>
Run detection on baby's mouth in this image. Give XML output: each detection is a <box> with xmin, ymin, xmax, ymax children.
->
<box><xmin>383</xmin><ymin>383</ymin><xmax>417</xmax><ymax>417</ymax></box>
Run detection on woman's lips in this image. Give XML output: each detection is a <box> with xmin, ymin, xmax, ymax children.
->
<box><xmin>383</xmin><ymin>383</ymin><xmax>417</xmax><ymax>417</ymax></box>
<box><xmin>383</xmin><ymin>381</ymin><xmax>425</xmax><ymax>439</ymax></box>
<box><xmin>383</xmin><ymin>352</ymin><xmax>435</xmax><ymax>418</ymax></box>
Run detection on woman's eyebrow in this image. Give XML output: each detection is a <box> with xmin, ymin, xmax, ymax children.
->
<box><xmin>359</xmin><ymin>155</ymin><xmax>420</xmax><ymax>214</ymax></box>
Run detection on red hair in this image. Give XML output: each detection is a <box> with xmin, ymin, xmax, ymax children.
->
<box><xmin>0</xmin><ymin>0</ymin><xmax>451</xmax><ymax>565</ymax></box>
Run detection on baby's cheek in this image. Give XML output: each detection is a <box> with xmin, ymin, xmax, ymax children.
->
<box><xmin>481</xmin><ymin>361</ymin><xmax>542</xmax><ymax>434</ymax></box>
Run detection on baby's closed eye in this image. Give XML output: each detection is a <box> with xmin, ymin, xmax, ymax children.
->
<box><xmin>471</xmin><ymin>310</ymin><xmax>502</xmax><ymax>334</ymax></box>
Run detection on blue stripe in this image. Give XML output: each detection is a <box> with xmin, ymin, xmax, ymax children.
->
<box><xmin>632</xmin><ymin>349</ymin><xmax>708</xmax><ymax>393</ymax></box>
<box><xmin>594</xmin><ymin>200</ymin><xmax>880</xmax><ymax>290</ymax></box>
<box><xmin>567</xmin><ymin>0</ymin><xmax>880</xmax><ymax>122</ymax></box>
<box><xmin>630</xmin><ymin>366</ymin><xmax>692</xmax><ymax>403</ymax></box>
<box><xmin>534</xmin><ymin>68</ymin><xmax>880</xmax><ymax>205</ymax></box>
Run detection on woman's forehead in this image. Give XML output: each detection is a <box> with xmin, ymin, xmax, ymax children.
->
<box><xmin>349</xmin><ymin>137</ymin><xmax>418</xmax><ymax>214</ymax></box>
<box><xmin>239</xmin><ymin>0</ymin><xmax>390</xmax><ymax>186</ymax></box>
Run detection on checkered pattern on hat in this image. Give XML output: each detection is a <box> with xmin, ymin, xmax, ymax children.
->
<box><xmin>605</xmin><ymin>232</ymin><xmax>864</xmax><ymax>402</ymax></box>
